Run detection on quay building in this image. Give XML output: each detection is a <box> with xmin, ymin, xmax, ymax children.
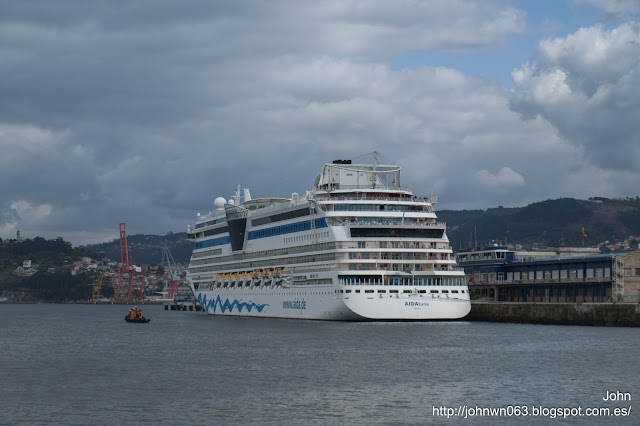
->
<box><xmin>456</xmin><ymin>246</ymin><xmax>640</xmax><ymax>303</ymax></box>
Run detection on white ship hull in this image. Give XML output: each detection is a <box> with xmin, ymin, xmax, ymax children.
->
<box><xmin>193</xmin><ymin>286</ymin><xmax>470</xmax><ymax>320</ymax></box>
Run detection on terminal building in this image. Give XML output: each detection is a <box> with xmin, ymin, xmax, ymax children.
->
<box><xmin>456</xmin><ymin>246</ymin><xmax>640</xmax><ymax>303</ymax></box>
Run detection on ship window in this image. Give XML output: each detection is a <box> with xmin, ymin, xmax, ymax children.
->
<box><xmin>441</xmin><ymin>290</ymin><xmax>449</xmax><ymax>293</ymax></box>
<box><xmin>345</xmin><ymin>289</ymin><xmax>351</xmax><ymax>293</ymax></box>
<box><xmin>355</xmin><ymin>290</ymin><xmax>360</xmax><ymax>293</ymax></box>
<box><xmin>451</xmin><ymin>290</ymin><xmax>459</xmax><ymax>293</ymax></box>
<box><xmin>389</xmin><ymin>290</ymin><xmax>399</xmax><ymax>293</ymax></box>
<box><xmin>418</xmin><ymin>290</ymin><xmax>426</xmax><ymax>294</ymax></box>
<box><xmin>377</xmin><ymin>289</ymin><xmax>386</xmax><ymax>293</ymax></box>
<box><xmin>203</xmin><ymin>226</ymin><xmax>230</xmax><ymax>237</ymax></box>
<box><xmin>251</xmin><ymin>207</ymin><xmax>310</xmax><ymax>226</ymax></box>
<box><xmin>365</xmin><ymin>290</ymin><xmax>374</xmax><ymax>293</ymax></box>
<box><xmin>403</xmin><ymin>289</ymin><xmax>412</xmax><ymax>293</ymax></box>
<box><xmin>430</xmin><ymin>290</ymin><xmax>439</xmax><ymax>293</ymax></box>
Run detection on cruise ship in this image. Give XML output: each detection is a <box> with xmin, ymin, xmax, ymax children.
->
<box><xmin>186</xmin><ymin>154</ymin><xmax>470</xmax><ymax>320</ymax></box>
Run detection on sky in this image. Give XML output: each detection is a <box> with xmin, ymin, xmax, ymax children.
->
<box><xmin>1</xmin><ymin>0</ymin><xmax>640</xmax><ymax>245</ymax></box>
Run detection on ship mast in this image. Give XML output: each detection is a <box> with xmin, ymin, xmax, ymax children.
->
<box><xmin>373</xmin><ymin>150</ymin><xmax>378</xmax><ymax>188</ymax></box>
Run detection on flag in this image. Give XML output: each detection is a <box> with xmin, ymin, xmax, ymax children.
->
<box><xmin>582</xmin><ymin>226</ymin><xmax>587</xmax><ymax>239</ymax></box>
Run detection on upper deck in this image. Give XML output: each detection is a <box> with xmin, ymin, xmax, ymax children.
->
<box><xmin>314</xmin><ymin>160</ymin><xmax>405</xmax><ymax>193</ymax></box>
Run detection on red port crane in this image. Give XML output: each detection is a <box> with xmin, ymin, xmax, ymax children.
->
<box><xmin>114</xmin><ymin>223</ymin><xmax>146</xmax><ymax>303</ymax></box>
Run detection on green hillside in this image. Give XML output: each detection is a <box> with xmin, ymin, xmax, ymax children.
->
<box><xmin>439</xmin><ymin>197</ymin><xmax>640</xmax><ymax>250</ymax></box>
<box><xmin>0</xmin><ymin>237</ymin><xmax>103</xmax><ymax>302</ymax></box>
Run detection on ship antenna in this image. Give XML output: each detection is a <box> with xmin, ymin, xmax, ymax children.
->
<box><xmin>372</xmin><ymin>151</ymin><xmax>378</xmax><ymax>187</ymax></box>
<box><xmin>235</xmin><ymin>184</ymin><xmax>241</xmax><ymax>204</ymax></box>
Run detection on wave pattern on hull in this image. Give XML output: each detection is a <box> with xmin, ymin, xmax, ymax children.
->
<box><xmin>198</xmin><ymin>293</ymin><xmax>269</xmax><ymax>314</ymax></box>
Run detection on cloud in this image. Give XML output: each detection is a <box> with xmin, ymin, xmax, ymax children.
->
<box><xmin>0</xmin><ymin>1</ymin><xmax>637</xmax><ymax>244</ymax></box>
<box><xmin>0</xmin><ymin>200</ymin><xmax>53</xmax><ymax>241</ymax></box>
<box><xmin>574</xmin><ymin>0</ymin><xmax>640</xmax><ymax>17</ymax></box>
<box><xmin>9</xmin><ymin>200</ymin><xmax>52</xmax><ymax>221</ymax></box>
<box><xmin>474</xmin><ymin>167</ymin><xmax>526</xmax><ymax>191</ymax></box>
<box><xmin>511</xmin><ymin>22</ymin><xmax>640</xmax><ymax>172</ymax></box>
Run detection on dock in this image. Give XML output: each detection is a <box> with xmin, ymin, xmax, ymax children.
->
<box><xmin>163</xmin><ymin>299</ymin><xmax>203</xmax><ymax>311</ymax></box>
<box><xmin>467</xmin><ymin>301</ymin><xmax>640</xmax><ymax>327</ymax></box>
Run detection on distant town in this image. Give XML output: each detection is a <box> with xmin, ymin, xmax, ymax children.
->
<box><xmin>0</xmin><ymin>230</ymin><xmax>190</xmax><ymax>303</ymax></box>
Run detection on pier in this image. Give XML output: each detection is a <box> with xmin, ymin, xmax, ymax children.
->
<box><xmin>163</xmin><ymin>300</ymin><xmax>203</xmax><ymax>311</ymax></box>
<box><xmin>467</xmin><ymin>302</ymin><xmax>640</xmax><ymax>327</ymax></box>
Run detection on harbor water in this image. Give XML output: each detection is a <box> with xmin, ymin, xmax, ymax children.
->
<box><xmin>1</xmin><ymin>304</ymin><xmax>638</xmax><ymax>425</ymax></box>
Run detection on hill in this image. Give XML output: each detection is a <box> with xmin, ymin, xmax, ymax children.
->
<box><xmin>0</xmin><ymin>237</ymin><xmax>103</xmax><ymax>302</ymax></box>
<box><xmin>0</xmin><ymin>236</ymin><xmax>100</xmax><ymax>268</ymax></box>
<box><xmin>438</xmin><ymin>197</ymin><xmax>640</xmax><ymax>250</ymax></box>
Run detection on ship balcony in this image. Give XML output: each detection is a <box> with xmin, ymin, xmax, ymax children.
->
<box><xmin>314</xmin><ymin>193</ymin><xmax>436</xmax><ymax>203</ymax></box>
<box><xmin>345</xmin><ymin>253</ymin><xmax>451</xmax><ymax>261</ymax></box>
<box><xmin>337</xmin><ymin>265</ymin><xmax>465</xmax><ymax>275</ymax></box>
<box><xmin>324</xmin><ymin>210</ymin><xmax>436</xmax><ymax>219</ymax></box>
<box><xmin>339</xmin><ymin>259</ymin><xmax>464</xmax><ymax>272</ymax></box>
<box><xmin>315</xmin><ymin>184</ymin><xmax>413</xmax><ymax>193</ymax></box>
<box><xmin>328</xmin><ymin>218</ymin><xmax>445</xmax><ymax>227</ymax></box>
<box><xmin>341</xmin><ymin>242</ymin><xmax>446</xmax><ymax>250</ymax></box>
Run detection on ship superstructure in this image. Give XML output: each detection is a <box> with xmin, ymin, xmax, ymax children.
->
<box><xmin>187</xmin><ymin>155</ymin><xmax>470</xmax><ymax>320</ymax></box>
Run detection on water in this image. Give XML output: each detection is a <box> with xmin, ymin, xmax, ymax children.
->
<box><xmin>1</xmin><ymin>304</ymin><xmax>638</xmax><ymax>425</ymax></box>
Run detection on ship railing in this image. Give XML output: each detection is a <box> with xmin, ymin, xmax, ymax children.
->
<box><xmin>455</xmin><ymin>259</ymin><xmax>509</xmax><ymax>266</ymax></box>
<box><xmin>195</xmin><ymin>211</ymin><xmax>219</xmax><ymax>222</ymax></box>
<box><xmin>339</xmin><ymin>278</ymin><xmax>466</xmax><ymax>286</ymax></box>
<box><xmin>315</xmin><ymin>184</ymin><xmax>412</xmax><ymax>192</ymax></box>
<box><xmin>332</xmin><ymin>220</ymin><xmax>446</xmax><ymax>227</ymax></box>
<box><xmin>315</xmin><ymin>194</ymin><xmax>435</xmax><ymax>203</ymax></box>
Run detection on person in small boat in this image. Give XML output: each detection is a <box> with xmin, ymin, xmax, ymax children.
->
<box><xmin>129</xmin><ymin>306</ymin><xmax>142</xmax><ymax>320</ymax></box>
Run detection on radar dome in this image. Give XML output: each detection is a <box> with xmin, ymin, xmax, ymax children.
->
<box><xmin>228</xmin><ymin>199</ymin><xmax>235</xmax><ymax>206</ymax></box>
<box><xmin>214</xmin><ymin>197</ymin><xmax>226</xmax><ymax>210</ymax></box>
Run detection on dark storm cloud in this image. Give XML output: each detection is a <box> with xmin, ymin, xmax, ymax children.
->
<box><xmin>1</xmin><ymin>0</ymin><xmax>635</xmax><ymax>244</ymax></box>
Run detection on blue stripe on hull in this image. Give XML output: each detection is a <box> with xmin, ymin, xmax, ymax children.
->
<box><xmin>197</xmin><ymin>293</ymin><xmax>269</xmax><ymax>313</ymax></box>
